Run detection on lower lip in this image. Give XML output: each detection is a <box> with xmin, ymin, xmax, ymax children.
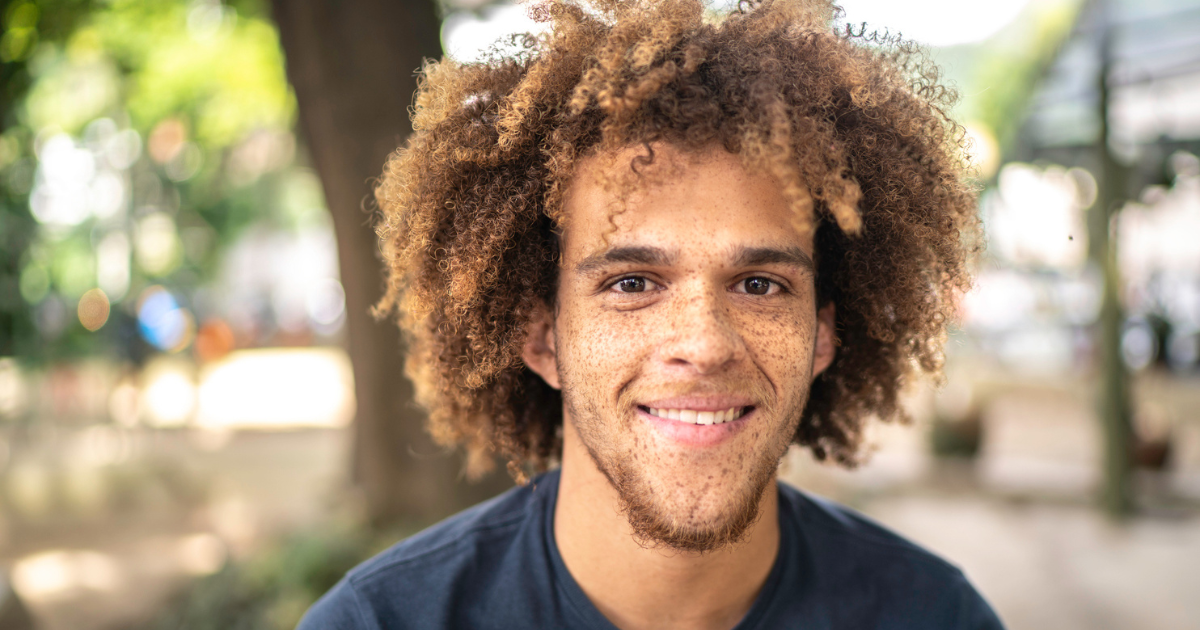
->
<box><xmin>638</xmin><ymin>407</ymin><xmax>753</xmax><ymax>448</ymax></box>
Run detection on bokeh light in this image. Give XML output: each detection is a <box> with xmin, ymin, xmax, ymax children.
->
<box><xmin>194</xmin><ymin>318</ymin><xmax>236</xmax><ymax>363</ymax></box>
<box><xmin>985</xmin><ymin>163</ymin><xmax>1092</xmax><ymax>270</ymax></box>
<box><xmin>305</xmin><ymin>278</ymin><xmax>345</xmax><ymax>333</ymax></box>
<box><xmin>77</xmin><ymin>288</ymin><xmax>111</xmax><ymax>332</ymax></box>
<box><xmin>141</xmin><ymin>358</ymin><xmax>196</xmax><ymax>427</ymax></box>
<box><xmin>96</xmin><ymin>231</ymin><xmax>132</xmax><ymax>301</ymax></box>
<box><xmin>0</xmin><ymin>358</ymin><xmax>29</xmax><ymax>420</ymax></box>
<box><xmin>30</xmin><ymin>133</ymin><xmax>95</xmax><ymax>227</ymax></box>
<box><xmin>28</xmin><ymin>126</ymin><xmax>131</xmax><ymax>233</ymax></box>
<box><xmin>102</xmin><ymin>128</ymin><xmax>142</xmax><ymax>170</ymax></box>
<box><xmin>177</xmin><ymin>533</ymin><xmax>227</xmax><ymax>576</ymax></box>
<box><xmin>12</xmin><ymin>550</ymin><xmax>124</xmax><ymax>600</ymax></box>
<box><xmin>196</xmin><ymin>348</ymin><xmax>354</xmax><ymax>429</ymax></box>
<box><xmin>148</xmin><ymin>118</ymin><xmax>187</xmax><ymax>164</ymax></box>
<box><xmin>107</xmin><ymin>380</ymin><xmax>141</xmax><ymax>427</ymax></box>
<box><xmin>18</xmin><ymin>261</ymin><xmax>50</xmax><ymax>304</ymax></box>
<box><xmin>137</xmin><ymin>286</ymin><xmax>195</xmax><ymax>352</ymax></box>
<box><xmin>135</xmin><ymin>212</ymin><xmax>183</xmax><ymax>277</ymax></box>
<box><xmin>963</xmin><ymin>122</ymin><xmax>1000</xmax><ymax>180</ymax></box>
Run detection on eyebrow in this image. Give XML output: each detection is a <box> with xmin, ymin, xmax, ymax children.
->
<box><xmin>575</xmin><ymin>246</ymin><xmax>676</xmax><ymax>275</ymax></box>
<box><xmin>733</xmin><ymin>246</ymin><xmax>815</xmax><ymax>273</ymax></box>
<box><xmin>574</xmin><ymin>244</ymin><xmax>814</xmax><ymax>275</ymax></box>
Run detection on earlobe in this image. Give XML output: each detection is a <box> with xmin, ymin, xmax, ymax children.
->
<box><xmin>812</xmin><ymin>303</ymin><xmax>837</xmax><ymax>377</ymax></box>
<box><xmin>521</xmin><ymin>304</ymin><xmax>561</xmax><ymax>390</ymax></box>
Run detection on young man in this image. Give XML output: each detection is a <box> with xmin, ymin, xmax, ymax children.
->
<box><xmin>300</xmin><ymin>0</ymin><xmax>1002</xmax><ymax>628</ymax></box>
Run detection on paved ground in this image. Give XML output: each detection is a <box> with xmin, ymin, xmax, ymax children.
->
<box><xmin>862</xmin><ymin>494</ymin><xmax>1200</xmax><ymax>630</ymax></box>
<box><xmin>2</xmin><ymin>429</ymin><xmax>350</xmax><ymax>630</ymax></box>
<box><xmin>4</xmin><ymin>369</ymin><xmax>1199</xmax><ymax>630</ymax></box>
<box><xmin>776</xmin><ymin>368</ymin><xmax>1200</xmax><ymax>630</ymax></box>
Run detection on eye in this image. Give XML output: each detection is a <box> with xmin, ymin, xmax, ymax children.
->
<box><xmin>611</xmin><ymin>276</ymin><xmax>657</xmax><ymax>293</ymax></box>
<box><xmin>736</xmin><ymin>277</ymin><xmax>779</xmax><ymax>296</ymax></box>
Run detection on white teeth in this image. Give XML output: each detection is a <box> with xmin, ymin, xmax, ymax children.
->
<box><xmin>646</xmin><ymin>407</ymin><xmax>746</xmax><ymax>425</ymax></box>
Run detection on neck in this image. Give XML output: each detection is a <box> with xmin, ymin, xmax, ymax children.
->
<box><xmin>554</xmin><ymin>419</ymin><xmax>780</xmax><ymax>630</ymax></box>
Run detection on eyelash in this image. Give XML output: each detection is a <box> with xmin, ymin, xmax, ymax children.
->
<box><xmin>606</xmin><ymin>276</ymin><xmax>786</xmax><ymax>295</ymax></box>
<box><xmin>733</xmin><ymin>277</ymin><xmax>783</xmax><ymax>296</ymax></box>
<box><xmin>608</xmin><ymin>276</ymin><xmax>660</xmax><ymax>294</ymax></box>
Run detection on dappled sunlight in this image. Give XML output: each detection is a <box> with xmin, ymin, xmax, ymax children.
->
<box><xmin>196</xmin><ymin>348</ymin><xmax>354</xmax><ymax>430</ymax></box>
<box><xmin>2</xmin><ymin>0</ymin><xmax>1199</xmax><ymax>629</ymax></box>
<box><xmin>12</xmin><ymin>550</ymin><xmax>124</xmax><ymax>601</ymax></box>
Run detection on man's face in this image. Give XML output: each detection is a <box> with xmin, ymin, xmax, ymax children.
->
<box><xmin>528</xmin><ymin>145</ymin><xmax>835</xmax><ymax>552</ymax></box>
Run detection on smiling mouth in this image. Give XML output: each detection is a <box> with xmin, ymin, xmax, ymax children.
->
<box><xmin>639</xmin><ymin>406</ymin><xmax>751</xmax><ymax>425</ymax></box>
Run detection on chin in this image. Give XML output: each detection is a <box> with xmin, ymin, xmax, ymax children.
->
<box><xmin>605</xmin><ymin>454</ymin><xmax>776</xmax><ymax>553</ymax></box>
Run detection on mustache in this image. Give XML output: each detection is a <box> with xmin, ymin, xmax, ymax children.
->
<box><xmin>616</xmin><ymin>376</ymin><xmax>776</xmax><ymax>415</ymax></box>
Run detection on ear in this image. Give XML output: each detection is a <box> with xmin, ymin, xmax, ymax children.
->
<box><xmin>522</xmin><ymin>303</ymin><xmax>561</xmax><ymax>390</ymax></box>
<box><xmin>812</xmin><ymin>302</ymin><xmax>837</xmax><ymax>378</ymax></box>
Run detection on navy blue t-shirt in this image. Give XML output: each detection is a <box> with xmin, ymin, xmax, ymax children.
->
<box><xmin>298</xmin><ymin>470</ymin><xmax>1003</xmax><ymax>629</ymax></box>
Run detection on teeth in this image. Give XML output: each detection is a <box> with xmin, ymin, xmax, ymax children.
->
<box><xmin>646</xmin><ymin>407</ymin><xmax>746</xmax><ymax>425</ymax></box>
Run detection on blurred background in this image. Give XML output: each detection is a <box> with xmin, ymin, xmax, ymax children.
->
<box><xmin>0</xmin><ymin>0</ymin><xmax>1197</xmax><ymax>628</ymax></box>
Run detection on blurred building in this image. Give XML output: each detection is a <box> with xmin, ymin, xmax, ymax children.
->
<box><xmin>971</xmin><ymin>0</ymin><xmax>1200</xmax><ymax>375</ymax></box>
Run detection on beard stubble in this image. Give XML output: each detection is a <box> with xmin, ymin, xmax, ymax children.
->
<box><xmin>563</xmin><ymin>373</ymin><xmax>809</xmax><ymax>554</ymax></box>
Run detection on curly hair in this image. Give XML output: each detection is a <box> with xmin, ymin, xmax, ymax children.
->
<box><xmin>374</xmin><ymin>0</ymin><xmax>978</xmax><ymax>480</ymax></box>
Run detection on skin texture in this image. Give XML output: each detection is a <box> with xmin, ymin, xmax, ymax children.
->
<box><xmin>374</xmin><ymin>0</ymin><xmax>979</xmax><ymax>478</ymax></box>
<box><xmin>522</xmin><ymin>145</ymin><xmax>835</xmax><ymax>630</ymax></box>
<box><xmin>371</xmin><ymin>1</ymin><xmax>979</xmax><ymax>627</ymax></box>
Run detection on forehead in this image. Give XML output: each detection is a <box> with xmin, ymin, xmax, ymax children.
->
<box><xmin>559</xmin><ymin>145</ymin><xmax>813</xmax><ymax>259</ymax></box>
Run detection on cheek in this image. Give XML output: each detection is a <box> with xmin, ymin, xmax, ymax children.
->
<box><xmin>738</xmin><ymin>310</ymin><xmax>815</xmax><ymax>381</ymax></box>
<box><xmin>556</xmin><ymin>304</ymin><xmax>649</xmax><ymax>381</ymax></box>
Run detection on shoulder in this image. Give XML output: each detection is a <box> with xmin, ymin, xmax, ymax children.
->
<box><xmin>351</xmin><ymin>476</ymin><xmax>545</xmax><ymax>580</ymax></box>
<box><xmin>298</xmin><ymin>473</ymin><xmax>559</xmax><ymax>630</ymax></box>
<box><xmin>297</xmin><ymin>577</ymin><xmax>374</xmax><ymax>630</ymax></box>
<box><xmin>777</xmin><ymin>482</ymin><xmax>1004</xmax><ymax>629</ymax></box>
<box><xmin>780</xmin><ymin>482</ymin><xmax>960</xmax><ymax>574</ymax></box>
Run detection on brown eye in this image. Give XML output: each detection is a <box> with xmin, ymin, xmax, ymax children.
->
<box><xmin>742</xmin><ymin>277</ymin><xmax>774</xmax><ymax>295</ymax></box>
<box><xmin>615</xmin><ymin>277</ymin><xmax>647</xmax><ymax>293</ymax></box>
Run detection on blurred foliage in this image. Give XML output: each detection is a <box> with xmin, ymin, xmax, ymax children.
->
<box><xmin>961</xmin><ymin>0</ymin><xmax>1081</xmax><ymax>153</ymax></box>
<box><xmin>144</xmin><ymin>525</ymin><xmax>401</xmax><ymax>630</ymax></box>
<box><xmin>0</xmin><ymin>0</ymin><xmax>312</xmax><ymax>364</ymax></box>
<box><xmin>0</xmin><ymin>0</ymin><xmax>1085</xmax><ymax>365</ymax></box>
<box><xmin>934</xmin><ymin>0</ymin><xmax>1083</xmax><ymax>164</ymax></box>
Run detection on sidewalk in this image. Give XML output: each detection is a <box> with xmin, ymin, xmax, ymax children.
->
<box><xmin>5</xmin><ymin>370</ymin><xmax>1199</xmax><ymax>629</ymax></box>
<box><xmin>860</xmin><ymin>493</ymin><xmax>1200</xmax><ymax>630</ymax></box>
<box><xmin>779</xmin><ymin>369</ymin><xmax>1200</xmax><ymax>630</ymax></box>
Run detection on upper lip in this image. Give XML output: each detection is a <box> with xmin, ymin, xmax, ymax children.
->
<box><xmin>638</xmin><ymin>395</ymin><xmax>756</xmax><ymax>411</ymax></box>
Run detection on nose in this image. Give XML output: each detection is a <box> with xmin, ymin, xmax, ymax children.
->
<box><xmin>658</xmin><ymin>288</ymin><xmax>746</xmax><ymax>375</ymax></box>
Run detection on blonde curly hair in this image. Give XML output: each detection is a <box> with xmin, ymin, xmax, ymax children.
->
<box><xmin>374</xmin><ymin>0</ymin><xmax>978</xmax><ymax>480</ymax></box>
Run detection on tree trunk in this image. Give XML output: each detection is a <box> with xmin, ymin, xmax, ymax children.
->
<box><xmin>271</xmin><ymin>0</ymin><xmax>511</xmax><ymax>527</ymax></box>
<box><xmin>1093</xmin><ymin>5</ymin><xmax>1134</xmax><ymax>517</ymax></box>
